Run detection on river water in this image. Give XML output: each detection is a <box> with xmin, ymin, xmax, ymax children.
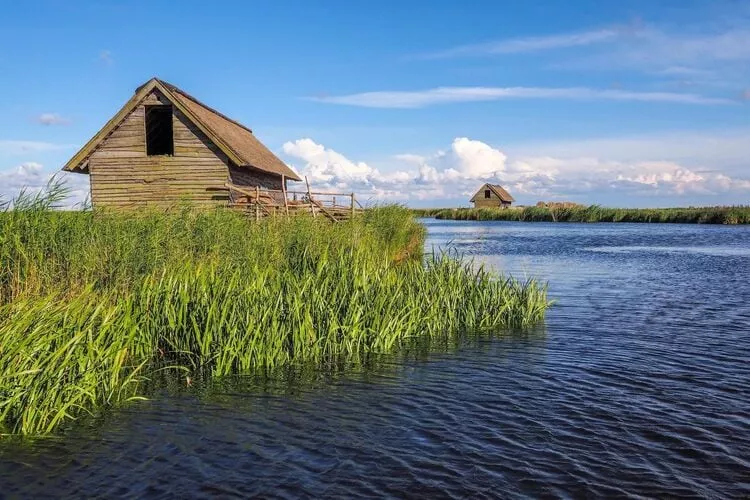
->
<box><xmin>1</xmin><ymin>220</ymin><xmax>749</xmax><ymax>498</ymax></box>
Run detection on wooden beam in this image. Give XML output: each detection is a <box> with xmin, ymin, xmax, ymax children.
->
<box><xmin>309</xmin><ymin>197</ymin><xmax>338</xmax><ymax>222</ymax></box>
<box><xmin>255</xmin><ymin>185</ymin><xmax>260</xmax><ymax>221</ymax></box>
<box><xmin>281</xmin><ymin>175</ymin><xmax>289</xmax><ymax>216</ymax></box>
<box><xmin>305</xmin><ymin>176</ymin><xmax>316</xmax><ymax>218</ymax></box>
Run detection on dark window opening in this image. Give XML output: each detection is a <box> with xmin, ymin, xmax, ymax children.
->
<box><xmin>484</xmin><ymin>189</ymin><xmax>491</xmax><ymax>199</ymax></box>
<box><xmin>145</xmin><ymin>105</ymin><xmax>174</xmax><ymax>156</ymax></box>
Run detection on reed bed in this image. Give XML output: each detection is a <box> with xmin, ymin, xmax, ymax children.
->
<box><xmin>415</xmin><ymin>205</ymin><xmax>750</xmax><ymax>224</ymax></box>
<box><xmin>0</xmin><ymin>184</ymin><xmax>548</xmax><ymax>435</ymax></box>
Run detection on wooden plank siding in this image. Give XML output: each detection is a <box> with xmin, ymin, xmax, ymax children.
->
<box><xmin>229</xmin><ymin>166</ymin><xmax>287</xmax><ymax>205</ymax></box>
<box><xmin>473</xmin><ymin>198</ymin><xmax>512</xmax><ymax>208</ymax></box>
<box><xmin>88</xmin><ymin>89</ymin><xmax>232</xmax><ymax>209</ymax></box>
<box><xmin>228</xmin><ymin>166</ymin><xmax>283</xmax><ymax>190</ymax></box>
<box><xmin>473</xmin><ymin>191</ymin><xmax>512</xmax><ymax>208</ymax></box>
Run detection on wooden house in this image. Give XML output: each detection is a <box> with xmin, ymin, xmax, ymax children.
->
<box><xmin>470</xmin><ymin>183</ymin><xmax>515</xmax><ymax>208</ymax></box>
<box><xmin>62</xmin><ymin>78</ymin><xmax>301</xmax><ymax>209</ymax></box>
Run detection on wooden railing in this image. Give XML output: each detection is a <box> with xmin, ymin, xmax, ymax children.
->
<box><xmin>225</xmin><ymin>181</ymin><xmax>364</xmax><ymax>222</ymax></box>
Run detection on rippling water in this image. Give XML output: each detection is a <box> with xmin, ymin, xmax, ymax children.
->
<box><xmin>2</xmin><ymin>220</ymin><xmax>749</xmax><ymax>498</ymax></box>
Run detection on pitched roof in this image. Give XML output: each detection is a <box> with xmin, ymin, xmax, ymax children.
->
<box><xmin>470</xmin><ymin>183</ymin><xmax>515</xmax><ymax>203</ymax></box>
<box><xmin>62</xmin><ymin>78</ymin><xmax>301</xmax><ymax>181</ymax></box>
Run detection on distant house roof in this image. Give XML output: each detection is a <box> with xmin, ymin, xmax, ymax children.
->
<box><xmin>63</xmin><ymin>77</ymin><xmax>302</xmax><ymax>181</ymax></box>
<box><xmin>470</xmin><ymin>183</ymin><xmax>515</xmax><ymax>203</ymax></box>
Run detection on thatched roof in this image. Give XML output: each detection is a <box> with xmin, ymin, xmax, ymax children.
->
<box><xmin>470</xmin><ymin>183</ymin><xmax>515</xmax><ymax>203</ymax></box>
<box><xmin>62</xmin><ymin>78</ymin><xmax>301</xmax><ymax>181</ymax></box>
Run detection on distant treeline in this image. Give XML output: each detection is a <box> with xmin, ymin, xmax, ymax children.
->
<box><xmin>412</xmin><ymin>205</ymin><xmax>750</xmax><ymax>224</ymax></box>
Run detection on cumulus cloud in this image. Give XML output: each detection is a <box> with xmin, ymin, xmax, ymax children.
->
<box><xmin>0</xmin><ymin>162</ymin><xmax>90</xmax><ymax>208</ymax></box>
<box><xmin>282</xmin><ymin>138</ymin><xmax>377</xmax><ymax>187</ymax></box>
<box><xmin>519</xmin><ymin>157</ymin><xmax>750</xmax><ymax>198</ymax></box>
<box><xmin>36</xmin><ymin>113</ymin><xmax>71</xmax><ymax>126</ymax></box>
<box><xmin>0</xmin><ymin>162</ymin><xmax>47</xmax><ymax>197</ymax></box>
<box><xmin>281</xmin><ymin>138</ymin><xmax>416</xmax><ymax>196</ymax></box>
<box><xmin>281</xmin><ymin>137</ymin><xmax>750</xmax><ymax>204</ymax></box>
<box><xmin>308</xmin><ymin>86</ymin><xmax>732</xmax><ymax>108</ymax></box>
<box><xmin>443</xmin><ymin>137</ymin><xmax>508</xmax><ymax>178</ymax></box>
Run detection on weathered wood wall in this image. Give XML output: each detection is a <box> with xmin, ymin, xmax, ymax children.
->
<box><xmin>228</xmin><ymin>166</ymin><xmax>283</xmax><ymax>191</ymax></box>
<box><xmin>88</xmin><ymin>89</ymin><xmax>232</xmax><ymax>209</ymax></box>
<box><xmin>229</xmin><ymin>166</ymin><xmax>288</xmax><ymax>204</ymax></box>
<box><xmin>473</xmin><ymin>191</ymin><xmax>511</xmax><ymax>208</ymax></box>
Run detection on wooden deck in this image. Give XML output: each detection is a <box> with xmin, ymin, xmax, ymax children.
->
<box><xmin>226</xmin><ymin>182</ymin><xmax>364</xmax><ymax>222</ymax></box>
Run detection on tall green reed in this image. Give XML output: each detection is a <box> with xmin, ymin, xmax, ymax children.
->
<box><xmin>0</xmin><ymin>182</ymin><xmax>548</xmax><ymax>435</ymax></box>
<box><xmin>416</xmin><ymin>205</ymin><xmax>750</xmax><ymax>224</ymax></box>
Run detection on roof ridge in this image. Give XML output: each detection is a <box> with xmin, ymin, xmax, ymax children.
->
<box><xmin>64</xmin><ymin>77</ymin><xmax>301</xmax><ymax>181</ymax></box>
<box><xmin>152</xmin><ymin>80</ymin><xmax>247</xmax><ymax>167</ymax></box>
<box><xmin>488</xmin><ymin>184</ymin><xmax>514</xmax><ymax>202</ymax></box>
<box><xmin>153</xmin><ymin>78</ymin><xmax>256</xmax><ymax>135</ymax></box>
<box><xmin>153</xmin><ymin>79</ymin><xmax>300</xmax><ymax>181</ymax></box>
<box><xmin>469</xmin><ymin>183</ymin><xmax>514</xmax><ymax>203</ymax></box>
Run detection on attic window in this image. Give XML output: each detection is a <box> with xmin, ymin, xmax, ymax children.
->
<box><xmin>484</xmin><ymin>189</ymin><xmax>491</xmax><ymax>199</ymax></box>
<box><xmin>145</xmin><ymin>105</ymin><xmax>174</xmax><ymax>156</ymax></box>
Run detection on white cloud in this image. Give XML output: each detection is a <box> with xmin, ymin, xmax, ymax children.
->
<box><xmin>425</xmin><ymin>28</ymin><xmax>624</xmax><ymax>58</ymax></box>
<box><xmin>0</xmin><ymin>163</ymin><xmax>89</xmax><ymax>208</ymax></box>
<box><xmin>424</xmin><ymin>21</ymin><xmax>750</xmax><ymax>64</ymax></box>
<box><xmin>418</xmin><ymin>20</ymin><xmax>750</xmax><ymax>91</ymax></box>
<box><xmin>0</xmin><ymin>140</ymin><xmax>74</xmax><ymax>156</ymax></box>
<box><xmin>282</xmin><ymin>136</ymin><xmax>750</xmax><ymax>204</ymax></box>
<box><xmin>629</xmin><ymin>28</ymin><xmax>750</xmax><ymax>65</ymax></box>
<box><xmin>36</xmin><ymin>113</ymin><xmax>71</xmax><ymax>126</ymax></box>
<box><xmin>513</xmin><ymin>157</ymin><xmax>750</xmax><ymax>198</ymax></box>
<box><xmin>434</xmin><ymin>137</ymin><xmax>508</xmax><ymax>178</ymax></box>
<box><xmin>656</xmin><ymin>66</ymin><xmax>713</xmax><ymax>77</ymax></box>
<box><xmin>550</xmin><ymin>26</ymin><xmax>750</xmax><ymax>87</ymax></box>
<box><xmin>508</xmin><ymin>129</ymin><xmax>750</xmax><ymax>170</ymax></box>
<box><xmin>99</xmin><ymin>49</ymin><xmax>113</xmax><ymax>66</ymax></box>
<box><xmin>308</xmin><ymin>86</ymin><xmax>733</xmax><ymax>108</ymax></box>
<box><xmin>0</xmin><ymin>162</ymin><xmax>47</xmax><ymax>196</ymax></box>
<box><xmin>282</xmin><ymin>138</ymin><xmax>377</xmax><ymax>187</ymax></box>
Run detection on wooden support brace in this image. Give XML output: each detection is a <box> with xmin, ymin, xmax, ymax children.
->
<box><xmin>255</xmin><ymin>185</ymin><xmax>260</xmax><ymax>221</ymax></box>
<box><xmin>282</xmin><ymin>175</ymin><xmax>289</xmax><ymax>216</ymax></box>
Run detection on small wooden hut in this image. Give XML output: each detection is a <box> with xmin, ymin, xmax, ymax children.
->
<box><xmin>470</xmin><ymin>183</ymin><xmax>515</xmax><ymax>208</ymax></box>
<box><xmin>62</xmin><ymin>77</ymin><xmax>301</xmax><ymax>209</ymax></box>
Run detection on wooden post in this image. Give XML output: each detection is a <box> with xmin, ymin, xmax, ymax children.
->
<box><xmin>255</xmin><ymin>185</ymin><xmax>260</xmax><ymax>222</ymax></box>
<box><xmin>350</xmin><ymin>193</ymin><xmax>355</xmax><ymax>219</ymax></box>
<box><xmin>305</xmin><ymin>176</ymin><xmax>316</xmax><ymax>218</ymax></box>
<box><xmin>281</xmin><ymin>175</ymin><xmax>289</xmax><ymax>217</ymax></box>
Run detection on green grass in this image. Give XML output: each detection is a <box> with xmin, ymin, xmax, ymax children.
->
<box><xmin>414</xmin><ymin>205</ymin><xmax>750</xmax><ymax>224</ymax></box>
<box><xmin>0</xmin><ymin>182</ymin><xmax>548</xmax><ymax>435</ymax></box>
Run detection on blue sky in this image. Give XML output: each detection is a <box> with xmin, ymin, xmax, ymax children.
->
<box><xmin>1</xmin><ymin>0</ymin><xmax>748</xmax><ymax>207</ymax></box>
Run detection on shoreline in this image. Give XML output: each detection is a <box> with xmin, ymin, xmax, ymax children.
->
<box><xmin>412</xmin><ymin>205</ymin><xmax>750</xmax><ymax>224</ymax></box>
<box><xmin>0</xmin><ymin>196</ymin><xmax>548</xmax><ymax>436</ymax></box>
